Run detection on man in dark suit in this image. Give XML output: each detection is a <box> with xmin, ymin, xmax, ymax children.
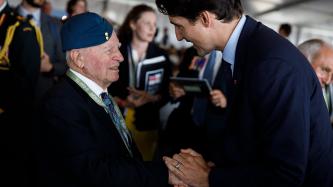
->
<box><xmin>34</xmin><ymin>12</ymin><xmax>171</xmax><ymax>187</ymax></box>
<box><xmin>156</xmin><ymin>0</ymin><xmax>333</xmax><ymax>186</ymax></box>
<box><xmin>0</xmin><ymin>0</ymin><xmax>41</xmax><ymax>184</ymax></box>
<box><xmin>17</xmin><ymin>0</ymin><xmax>66</xmax><ymax>103</ymax></box>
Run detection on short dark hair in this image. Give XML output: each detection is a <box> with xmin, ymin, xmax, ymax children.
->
<box><xmin>66</xmin><ymin>0</ymin><xmax>87</xmax><ymax>16</ymax></box>
<box><xmin>279</xmin><ymin>23</ymin><xmax>292</xmax><ymax>37</ymax></box>
<box><xmin>155</xmin><ymin>0</ymin><xmax>243</xmax><ymax>22</ymax></box>
<box><xmin>117</xmin><ymin>4</ymin><xmax>156</xmax><ymax>43</ymax></box>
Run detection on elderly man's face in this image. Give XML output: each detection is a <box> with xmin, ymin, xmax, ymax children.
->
<box><xmin>312</xmin><ymin>46</ymin><xmax>333</xmax><ymax>87</ymax></box>
<box><xmin>80</xmin><ymin>32</ymin><xmax>123</xmax><ymax>89</ymax></box>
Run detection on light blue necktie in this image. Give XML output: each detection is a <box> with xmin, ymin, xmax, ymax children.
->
<box><xmin>192</xmin><ymin>51</ymin><xmax>217</xmax><ymax>126</ymax></box>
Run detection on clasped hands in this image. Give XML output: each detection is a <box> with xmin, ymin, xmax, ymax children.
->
<box><xmin>163</xmin><ymin>148</ymin><xmax>214</xmax><ymax>187</ymax></box>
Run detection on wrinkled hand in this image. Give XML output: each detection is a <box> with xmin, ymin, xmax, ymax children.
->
<box><xmin>210</xmin><ymin>89</ymin><xmax>227</xmax><ymax>108</ymax></box>
<box><xmin>163</xmin><ymin>149</ymin><xmax>211</xmax><ymax>187</ymax></box>
<box><xmin>126</xmin><ymin>87</ymin><xmax>160</xmax><ymax>107</ymax></box>
<box><xmin>40</xmin><ymin>52</ymin><xmax>53</xmax><ymax>72</ymax></box>
<box><xmin>169</xmin><ymin>82</ymin><xmax>185</xmax><ymax>100</ymax></box>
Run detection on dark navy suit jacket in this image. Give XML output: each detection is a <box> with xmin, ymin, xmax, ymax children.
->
<box><xmin>35</xmin><ymin>76</ymin><xmax>168</xmax><ymax>187</ymax></box>
<box><xmin>208</xmin><ymin>16</ymin><xmax>333</xmax><ymax>187</ymax></box>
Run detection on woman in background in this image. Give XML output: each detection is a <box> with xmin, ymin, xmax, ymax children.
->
<box><xmin>108</xmin><ymin>4</ymin><xmax>171</xmax><ymax>161</ymax></box>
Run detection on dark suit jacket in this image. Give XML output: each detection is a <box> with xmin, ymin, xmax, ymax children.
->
<box><xmin>0</xmin><ymin>4</ymin><xmax>40</xmax><ymax>112</ymax></box>
<box><xmin>208</xmin><ymin>16</ymin><xmax>333</xmax><ymax>187</ymax></box>
<box><xmin>35</xmin><ymin>12</ymin><xmax>67</xmax><ymax>102</ymax></box>
<box><xmin>108</xmin><ymin>42</ymin><xmax>171</xmax><ymax>131</ymax></box>
<box><xmin>35</xmin><ymin>76</ymin><xmax>168</xmax><ymax>187</ymax></box>
<box><xmin>0</xmin><ymin>4</ymin><xmax>41</xmax><ymax>185</ymax></box>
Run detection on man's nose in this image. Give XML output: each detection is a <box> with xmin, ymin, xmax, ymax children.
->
<box><xmin>115</xmin><ymin>49</ymin><xmax>124</xmax><ymax>62</ymax></box>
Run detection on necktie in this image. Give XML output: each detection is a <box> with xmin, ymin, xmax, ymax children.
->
<box><xmin>192</xmin><ymin>51</ymin><xmax>217</xmax><ymax>126</ymax></box>
<box><xmin>220</xmin><ymin>59</ymin><xmax>233</xmax><ymax>100</ymax></box>
<box><xmin>100</xmin><ymin>92</ymin><xmax>133</xmax><ymax>155</ymax></box>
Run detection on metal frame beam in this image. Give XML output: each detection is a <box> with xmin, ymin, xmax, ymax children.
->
<box><xmin>254</xmin><ymin>0</ymin><xmax>315</xmax><ymax>17</ymax></box>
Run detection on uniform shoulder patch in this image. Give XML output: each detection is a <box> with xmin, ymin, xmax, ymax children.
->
<box><xmin>16</xmin><ymin>15</ymin><xmax>25</xmax><ymax>21</ymax></box>
<box><xmin>23</xmin><ymin>27</ymin><xmax>33</xmax><ymax>32</ymax></box>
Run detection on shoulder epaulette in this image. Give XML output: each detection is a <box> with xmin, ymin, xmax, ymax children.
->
<box><xmin>16</xmin><ymin>15</ymin><xmax>25</xmax><ymax>21</ymax></box>
<box><xmin>0</xmin><ymin>21</ymin><xmax>20</xmax><ymax>70</ymax></box>
<box><xmin>0</xmin><ymin>11</ymin><xmax>44</xmax><ymax>70</ymax></box>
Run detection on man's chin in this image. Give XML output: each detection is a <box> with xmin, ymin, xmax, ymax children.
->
<box><xmin>195</xmin><ymin>48</ymin><xmax>209</xmax><ymax>57</ymax></box>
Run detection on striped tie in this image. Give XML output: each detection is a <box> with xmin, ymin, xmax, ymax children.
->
<box><xmin>100</xmin><ymin>92</ymin><xmax>133</xmax><ymax>156</ymax></box>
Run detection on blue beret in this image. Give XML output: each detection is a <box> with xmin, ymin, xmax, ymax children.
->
<box><xmin>61</xmin><ymin>12</ymin><xmax>113</xmax><ymax>52</ymax></box>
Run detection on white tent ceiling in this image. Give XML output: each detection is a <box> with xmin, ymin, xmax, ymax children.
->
<box><xmin>8</xmin><ymin>0</ymin><xmax>333</xmax><ymax>30</ymax></box>
<box><xmin>8</xmin><ymin>0</ymin><xmax>333</xmax><ymax>46</ymax></box>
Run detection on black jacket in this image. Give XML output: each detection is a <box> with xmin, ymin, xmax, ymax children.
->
<box><xmin>35</xmin><ymin>76</ymin><xmax>168</xmax><ymax>187</ymax></box>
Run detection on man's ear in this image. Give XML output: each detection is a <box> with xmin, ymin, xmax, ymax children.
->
<box><xmin>70</xmin><ymin>49</ymin><xmax>84</xmax><ymax>68</ymax></box>
<box><xmin>199</xmin><ymin>11</ymin><xmax>213</xmax><ymax>27</ymax></box>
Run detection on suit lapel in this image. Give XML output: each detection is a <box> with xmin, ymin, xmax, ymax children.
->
<box><xmin>233</xmin><ymin>16</ymin><xmax>258</xmax><ymax>85</ymax></box>
<box><xmin>65</xmin><ymin>76</ymin><xmax>133</xmax><ymax>155</ymax></box>
<box><xmin>228</xmin><ymin>16</ymin><xmax>259</xmax><ymax>125</ymax></box>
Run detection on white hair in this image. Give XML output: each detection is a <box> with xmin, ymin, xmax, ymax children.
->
<box><xmin>65</xmin><ymin>51</ymin><xmax>71</xmax><ymax>63</ymax></box>
<box><xmin>298</xmin><ymin>39</ymin><xmax>328</xmax><ymax>64</ymax></box>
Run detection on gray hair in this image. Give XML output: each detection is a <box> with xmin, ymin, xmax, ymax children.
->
<box><xmin>66</xmin><ymin>51</ymin><xmax>71</xmax><ymax>63</ymax></box>
<box><xmin>298</xmin><ymin>39</ymin><xmax>327</xmax><ymax>64</ymax></box>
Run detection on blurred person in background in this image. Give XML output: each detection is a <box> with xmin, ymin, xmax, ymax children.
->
<box><xmin>66</xmin><ymin>0</ymin><xmax>87</xmax><ymax>17</ymax></box>
<box><xmin>278</xmin><ymin>23</ymin><xmax>292</xmax><ymax>38</ymax></box>
<box><xmin>41</xmin><ymin>0</ymin><xmax>52</xmax><ymax>16</ymax></box>
<box><xmin>108</xmin><ymin>4</ymin><xmax>171</xmax><ymax>161</ymax></box>
<box><xmin>159</xmin><ymin>46</ymin><xmax>228</xmax><ymax>164</ymax></box>
<box><xmin>298</xmin><ymin>39</ymin><xmax>333</xmax><ymax>125</ymax></box>
<box><xmin>0</xmin><ymin>0</ymin><xmax>41</xmax><ymax>184</ymax></box>
<box><xmin>17</xmin><ymin>0</ymin><xmax>66</xmax><ymax>105</ymax></box>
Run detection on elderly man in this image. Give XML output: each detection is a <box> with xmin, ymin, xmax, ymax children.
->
<box><xmin>35</xmin><ymin>12</ymin><xmax>169</xmax><ymax>186</ymax></box>
<box><xmin>298</xmin><ymin>39</ymin><xmax>333</xmax><ymax>123</ymax></box>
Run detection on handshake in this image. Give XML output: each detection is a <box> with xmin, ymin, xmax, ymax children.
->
<box><xmin>163</xmin><ymin>148</ymin><xmax>215</xmax><ymax>187</ymax></box>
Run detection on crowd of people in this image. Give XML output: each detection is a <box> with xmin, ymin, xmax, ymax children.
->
<box><xmin>1</xmin><ymin>0</ymin><xmax>333</xmax><ymax>186</ymax></box>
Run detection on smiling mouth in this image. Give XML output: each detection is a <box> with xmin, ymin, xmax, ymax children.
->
<box><xmin>109</xmin><ymin>66</ymin><xmax>119</xmax><ymax>71</ymax></box>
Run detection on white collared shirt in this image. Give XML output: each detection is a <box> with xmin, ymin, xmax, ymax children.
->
<box><xmin>223</xmin><ymin>15</ymin><xmax>247</xmax><ymax>74</ymax></box>
<box><xmin>70</xmin><ymin>69</ymin><xmax>107</xmax><ymax>98</ymax></box>
<box><xmin>0</xmin><ymin>1</ymin><xmax>7</xmax><ymax>12</ymax></box>
<box><xmin>18</xmin><ymin>5</ymin><xmax>41</xmax><ymax>27</ymax></box>
<box><xmin>199</xmin><ymin>15</ymin><xmax>246</xmax><ymax>82</ymax></box>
